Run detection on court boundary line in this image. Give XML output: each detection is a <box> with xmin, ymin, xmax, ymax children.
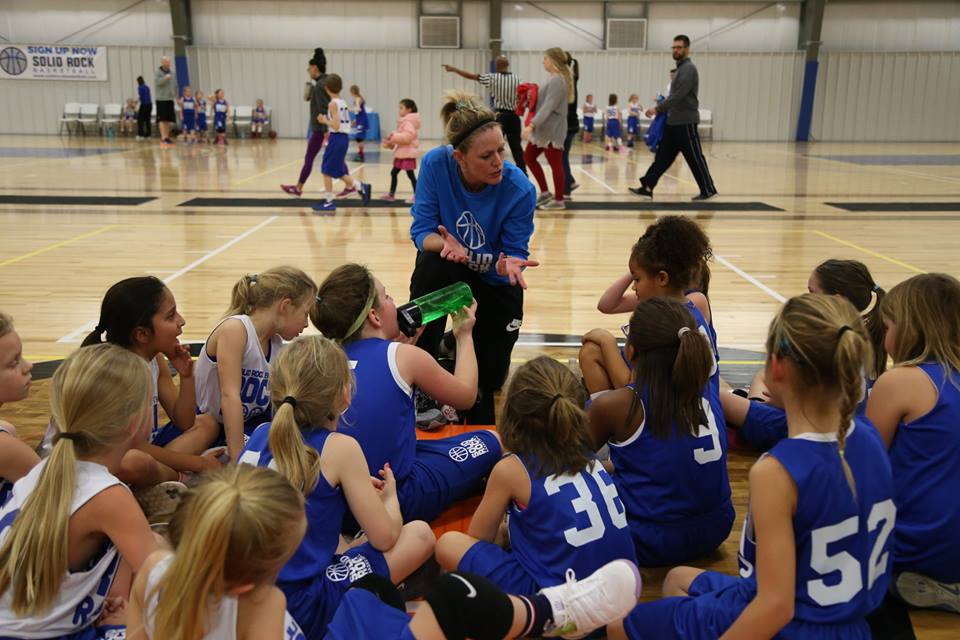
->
<box><xmin>811</xmin><ymin>230</ymin><xmax>926</xmax><ymax>274</ymax></box>
<box><xmin>574</xmin><ymin>166</ymin><xmax>617</xmax><ymax>193</ymax></box>
<box><xmin>56</xmin><ymin>216</ymin><xmax>279</xmax><ymax>343</ymax></box>
<box><xmin>0</xmin><ymin>225</ymin><xmax>118</xmax><ymax>268</ymax></box>
<box><xmin>713</xmin><ymin>254</ymin><xmax>787</xmax><ymax>303</ymax></box>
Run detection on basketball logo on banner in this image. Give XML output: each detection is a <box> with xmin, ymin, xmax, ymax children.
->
<box><xmin>0</xmin><ymin>48</ymin><xmax>27</xmax><ymax>76</ymax></box>
<box><xmin>456</xmin><ymin>211</ymin><xmax>486</xmax><ymax>250</ymax></box>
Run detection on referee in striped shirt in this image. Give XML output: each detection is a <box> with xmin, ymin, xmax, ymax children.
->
<box><xmin>442</xmin><ymin>56</ymin><xmax>526</xmax><ymax>174</ymax></box>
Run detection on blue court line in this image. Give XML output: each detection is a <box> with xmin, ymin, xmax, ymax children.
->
<box><xmin>813</xmin><ymin>154</ymin><xmax>960</xmax><ymax>166</ymax></box>
<box><xmin>0</xmin><ymin>147</ymin><xmax>124</xmax><ymax>158</ymax></box>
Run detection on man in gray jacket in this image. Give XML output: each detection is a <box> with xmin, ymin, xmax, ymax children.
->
<box><xmin>154</xmin><ymin>56</ymin><xmax>176</xmax><ymax>148</ymax></box>
<box><xmin>630</xmin><ymin>35</ymin><xmax>717</xmax><ymax>201</ymax></box>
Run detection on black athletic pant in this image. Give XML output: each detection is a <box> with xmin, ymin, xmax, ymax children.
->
<box><xmin>409</xmin><ymin>251</ymin><xmax>523</xmax><ymax>424</ymax></box>
<box><xmin>496</xmin><ymin>110</ymin><xmax>526</xmax><ymax>175</ymax></box>
<box><xmin>641</xmin><ymin>122</ymin><xmax>717</xmax><ymax>196</ymax></box>
<box><xmin>389</xmin><ymin>167</ymin><xmax>417</xmax><ymax>195</ymax></box>
<box><xmin>137</xmin><ymin>104</ymin><xmax>152</xmax><ymax>138</ymax></box>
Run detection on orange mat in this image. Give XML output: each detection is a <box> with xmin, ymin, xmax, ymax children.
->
<box><xmin>417</xmin><ymin>424</ymin><xmax>496</xmax><ymax>536</ymax></box>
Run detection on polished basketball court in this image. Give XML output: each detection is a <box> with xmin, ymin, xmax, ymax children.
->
<box><xmin>1</xmin><ymin>134</ymin><xmax>958</xmax><ymax>636</ymax></box>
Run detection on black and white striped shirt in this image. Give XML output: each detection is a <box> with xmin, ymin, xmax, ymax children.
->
<box><xmin>478</xmin><ymin>72</ymin><xmax>519</xmax><ymax>110</ymax></box>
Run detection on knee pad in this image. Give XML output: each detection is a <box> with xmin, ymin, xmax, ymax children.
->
<box><xmin>348</xmin><ymin>573</ymin><xmax>405</xmax><ymax>613</ymax></box>
<box><xmin>425</xmin><ymin>572</ymin><xmax>514</xmax><ymax>640</ymax></box>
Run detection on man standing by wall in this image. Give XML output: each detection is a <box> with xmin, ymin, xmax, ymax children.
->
<box><xmin>155</xmin><ymin>55</ymin><xmax>177</xmax><ymax>148</ymax></box>
<box><xmin>630</xmin><ymin>35</ymin><xmax>717</xmax><ymax>201</ymax></box>
<box><xmin>442</xmin><ymin>56</ymin><xmax>525</xmax><ymax>174</ymax></box>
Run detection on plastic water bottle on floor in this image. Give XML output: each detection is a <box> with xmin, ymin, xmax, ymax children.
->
<box><xmin>398</xmin><ymin>282</ymin><xmax>473</xmax><ymax>337</ymax></box>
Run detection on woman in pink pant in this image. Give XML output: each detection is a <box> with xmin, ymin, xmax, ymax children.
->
<box><xmin>522</xmin><ymin>47</ymin><xmax>573</xmax><ymax>210</ymax></box>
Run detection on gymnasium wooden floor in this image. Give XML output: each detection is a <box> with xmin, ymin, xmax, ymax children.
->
<box><xmin>1</xmin><ymin>133</ymin><xmax>958</xmax><ymax>637</ymax></box>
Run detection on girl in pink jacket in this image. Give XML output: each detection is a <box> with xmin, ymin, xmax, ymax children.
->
<box><xmin>382</xmin><ymin>99</ymin><xmax>421</xmax><ymax>203</ymax></box>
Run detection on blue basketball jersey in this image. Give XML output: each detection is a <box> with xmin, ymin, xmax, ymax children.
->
<box><xmin>213</xmin><ymin>99</ymin><xmax>228</xmax><ymax>127</ymax></box>
<box><xmin>239</xmin><ymin>424</ymin><xmax>346</xmax><ymax>582</ymax></box>
<box><xmin>842</xmin><ymin>419</ymin><xmax>896</xmax><ymax>612</ymax></box>
<box><xmin>508</xmin><ymin>455</ymin><xmax>637</xmax><ymax>588</ymax></box>
<box><xmin>889</xmin><ymin>362</ymin><xmax>960</xmax><ymax>582</ymax></box>
<box><xmin>738</xmin><ymin>431</ymin><xmax>876</xmax><ymax>627</ymax></box>
<box><xmin>609</xmin><ymin>383</ymin><xmax>732</xmax><ymax>528</ymax></box>
<box><xmin>340</xmin><ymin>339</ymin><xmax>417</xmax><ymax>481</ymax></box>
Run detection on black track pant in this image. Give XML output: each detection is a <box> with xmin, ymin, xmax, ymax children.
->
<box><xmin>641</xmin><ymin>122</ymin><xmax>717</xmax><ymax>196</ymax></box>
<box><xmin>496</xmin><ymin>110</ymin><xmax>526</xmax><ymax>175</ymax></box>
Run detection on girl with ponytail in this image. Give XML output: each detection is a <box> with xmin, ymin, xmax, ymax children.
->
<box><xmin>42</xmin><ymin>277</ymin><xmax>220</xmax><ymax>492</ymax></box>
<box><xmin>0</xmin><ymin>312</ymin><xmax>39</xmax><ymax>507</ymax></box>
<box><xmin>193</xmin><ymin>266</ymin><xmax>316</xmax><ymax>463</ymax></box>
<box><xmin>127</xmin><ymin>465</ymin><xmax>308</xmax><ymax>639</ymax></box>
<box><xmin>604</xmin><ymin>293</ymin><xmax>896</xmax><ymax>640</ymax></box>
<box><xmin>0</xmin><ymin>344</ymin><xmax>158</xmax><ymax>637</ymax></box>
<box><xmin>238</xmin><ymin>334</ymin><xmax>435</xmax><ymax>638</ymax></box>
<box><xmin>588</xmin><ymin>297</ymin><xmax>734</xmax><ymax>567</ymax></box>
<box><xmin>436</xmin><ymin>356</ymin><xmax>637</xmax><ymax>594</ymax></box>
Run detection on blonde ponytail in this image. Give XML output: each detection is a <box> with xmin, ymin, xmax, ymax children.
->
<box><xmin>267</xmin><ymin>335</ymin><xmax>352</xmax><ymax>495</ymax></box>
<box><xmin>545</xmin><ymin>47</ymin><xmax>575</xmax><ymax>102</ymax></box>
<box><xmin>223</xmin><ymin>266</ymin><xmax>317</xmax><ymax>319</ymax></box>
<box><xmin>0</xmin><ymin>344</ymin><xmax>152</xmax><ymax>615</ymax></box>
<box><xmin>152</xmin><ymin>465</ymin><xmax>305</xmax><ymax>639</ymax></box>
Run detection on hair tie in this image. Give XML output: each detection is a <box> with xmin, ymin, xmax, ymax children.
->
<box><xmin>94</xmin><ymin>324</ymin><xmax>104</xmax><ymax>334</ymax></box>
<box><xmin>837</xmin><ymin>325</ymin><xmax>852</xmax><ymax>339</ymax></box>
<box><xmin>315</xmin><ymin>294</ymin><xmax>323</xmax><ymax>305</ymax></box>
<box><xmin>281</xmin><ymin>396</ymin><xmax>298</xmax><ymax>408</ymax></box>
<box><xmin>249</xmin><ymin>273</ymin><xmax>258</xmax><ymax>285</ymax></box>
<box><xmin>677</xmin><ymin>326</ymin><xmax>691</xmax><ymax>339</ymax></box>
<box><xmin>550</xmin><ymin>393</ymin><xmax>563</xmax><ymax>405</ymax></box>
<box><xmin>55</xmin><ymin>432</ymin><xmax>82</xmax><ymax>444</ymax></box>
<box><xmin>872</xmin><ymin>284</ymin><xmax>881</xmax><ymax>293</ymax></box>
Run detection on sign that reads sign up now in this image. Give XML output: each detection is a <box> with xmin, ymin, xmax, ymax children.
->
<box><xmin>0</xmin><ymin>45</ymin><xmax>108</xmax><ymax>81</ymax></box>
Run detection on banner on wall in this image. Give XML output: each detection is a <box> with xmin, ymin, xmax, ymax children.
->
<box><xmin>0</xmin><ymin>45</ymin><xmax>108</xmax><ymax>81</ymax></box>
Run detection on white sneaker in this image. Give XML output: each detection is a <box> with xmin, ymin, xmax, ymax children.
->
<box><xmin>541</xmin><ymin>560</ymin><xmax>642</xmax><ymax>639</ymax></box>
<box><xmin>536</xmin><ymin>191</ymin><xmax>553</xmax><ymax>206</ymax></box>
<box><xmin>538</xmin><ymin>199</ymin><xmax>565</xmax><ymax>210</ymax></box>
<box><xmin>893</xmin><ymin>572</ymin><xmax>960</xmax><ymax>614</ymax></box>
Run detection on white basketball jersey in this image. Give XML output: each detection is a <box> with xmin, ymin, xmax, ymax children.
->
<box><xmin>39</xmin><ymin>356</ymin><xmax>160</xmax><ymax>457</ymax></box>
<box><xmin>194</xmin><ymin>315</ymin><xmax>283</xmax><ymax>426</ymax></box>
<box><xmin>144</xmin><ymin>554</ymin><xmax>305</xmax><ymax>639</ymax></box>
<box><xmin>0</xmin><ymin>460</ymin><xmax>123</xmax><ymax>638</ymax></box>
<box><xmin>331</xmin><ymin>98</ymin><xmax>352</xmax><ymax>135</ymax></box>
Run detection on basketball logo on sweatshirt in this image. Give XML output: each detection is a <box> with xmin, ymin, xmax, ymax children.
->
<box><xmin>456</xmin><ymin>211</ymin><xmax>486</xmax><ymax>250</ymax></box>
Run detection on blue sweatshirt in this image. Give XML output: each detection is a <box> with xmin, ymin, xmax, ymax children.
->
<box><xmin>138</xmin><ymin>84</ymin><xmax>152</xmax><ymax>106</ymax></box>
<box><xmin>410</xmin><ymin>145</ymin><xmax>536</xmax><ymax>286</ymax></box>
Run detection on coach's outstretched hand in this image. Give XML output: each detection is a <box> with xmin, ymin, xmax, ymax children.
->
<box><xmin>496</xmin><ymin>252</ymin><xmax>539</xmax><ymax>289</ymax></box>
<box><xmin>438</xmin><ymin>225</ymin><xmax>469</xmax><ymax>263</ymax></box>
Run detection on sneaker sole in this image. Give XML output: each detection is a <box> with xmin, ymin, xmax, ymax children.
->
<box><xmin>894</xmin><ymin>572</ymin><xmax>960</xmax><ymax>613</ymax></box>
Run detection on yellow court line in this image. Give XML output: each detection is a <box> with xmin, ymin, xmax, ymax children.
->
<box><xmin>812</xmin><ymin>230</ymin><xmax>925</xmax><ymax>275</ymax></box>
<box><xmin>232</xmin><ymin>159</ymin><xmax>301</xmax><ymax>186</ymax></box>
<box><xmin>0</xmin><ymin>225</ymin><xmax>118</xmax><ymax>268</ymax></box>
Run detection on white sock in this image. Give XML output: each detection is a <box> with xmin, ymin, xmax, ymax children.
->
<box><xmin>325</xmin><ymin>192</ymin><xmax>333</xmax><ymax>202</ymax></box>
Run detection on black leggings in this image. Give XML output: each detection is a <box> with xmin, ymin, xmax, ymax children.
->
<box><xmin>390</xmin><ymin>167</ymin><xmax>417</xmax><ymax>195</ymax></box>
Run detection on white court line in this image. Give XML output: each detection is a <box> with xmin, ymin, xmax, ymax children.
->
<box><xmin>714</xmin><ymin>254</ymin><xmax>787</xmax><ymax>303</ymax></box>
<box><xmin>575</xmin><ymin>167</ymin><xmax>617</xmax><ymax>193</ymax></box>
<box><xmin>57</xmin><ymin>216</ymin><xmax>278</xmax><ymax>343</ymax></box>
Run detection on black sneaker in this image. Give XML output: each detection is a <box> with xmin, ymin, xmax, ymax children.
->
<box><xmin>692</xmin><ymin>192</ymin><xmax>718</xmax><ymax>201</ymax></box>
<box><xmin>415</xmin><ymin>388</ymin><xmax>447</xmax><ymax>431</ymax></box>
<box><xmin>629</xmin><ymin>185</ymin><xmax>653</xmax><ymax>199</ymax></box>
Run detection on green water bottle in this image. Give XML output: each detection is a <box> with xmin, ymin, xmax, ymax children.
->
<box><xmin>397</xmin><ymin>282</ymin><xmax>473</xmax><ymax>337</ymax></box>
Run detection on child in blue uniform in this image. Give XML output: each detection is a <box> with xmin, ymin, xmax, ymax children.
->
<box><xmin>605</xmin><ymin>94</ymin><xmax>621</xmax><ymax>151</ymax></box>
<box><xmin>239</xmin><ymin>334</ymin><xmax>435</xmax><ymax>638</ymax></box>
<box><xmin>605</xmin><ymin>294</ymin><xmax>896</xmax><ymax>640</ymax></box>
<box><xmin>212</xmin><ymin>88</ymin><xmax>229</xmax><ymax>146</ymax></box>
<box><xmin>581</xmin><ymin>94</ymin><xmax>597</xmax><ymax>143</ymax></box>
<box><xmin>349</xmin><ymin>85</ymin><xmax>368</xmax><ymax>161</ymax></box>
<box><xmin>0</xmin><ymin>313</ymin><xmax>39</xmax><ymax>509</ymax></box>
<box><xmin>626</xmin><ymin>94</ymin><xmax>642</xmax><ymax>147</ymax></box>
<box><xmin>0</xmin><ymin>345</ymin><xmax>159</xmax><ymax>639</ymax></box>
<box><xmin>589</xmin><ymin>297</ymin><xmax>733</xmax><ymax>567</ymax></box>
<box><xmin>127</xmin><ymin>465</ymin><xmax>308</xmax><ymax>639</ymax></box>
<box><xmin>580</xmin><ymin>215</ymin><xmax>717</xmax><ymax>397</ymax></box>
<box><xmin>178</xmin><ymin>85</ymin><xmax>197</xmax><ymax>143</ymax></box>
<box><xmin>313</xmin><ymin>75</ymin><xmax>371</xmax><ymax>212</ymax></box>
<box><xmin>724</xmin><ymin>258</ymin><xmax>887</xmax><ymax>450</ymax></box>
<box><xmin>867</xmin><ymin>273</ymin><xmax>960</xmax><ymax>612</ymax></box>
<box><xmin>436</xmin><ymin>356</ymin><xmax>637</xmax><ymax>594</ymax></box>
<box><xmin>251</xmin><ymin>98</ymin><xmax>267</xmax><ymax>138</ymax></box>
<box><xmin>311</xmin><ymin>264</ymin><xmax>501</xmax><ymax>524</ymax></box>
<box><xmin>195</xmin><ymin>90</ymin><xmax>208</xmax><ymax>143</ymax></box>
